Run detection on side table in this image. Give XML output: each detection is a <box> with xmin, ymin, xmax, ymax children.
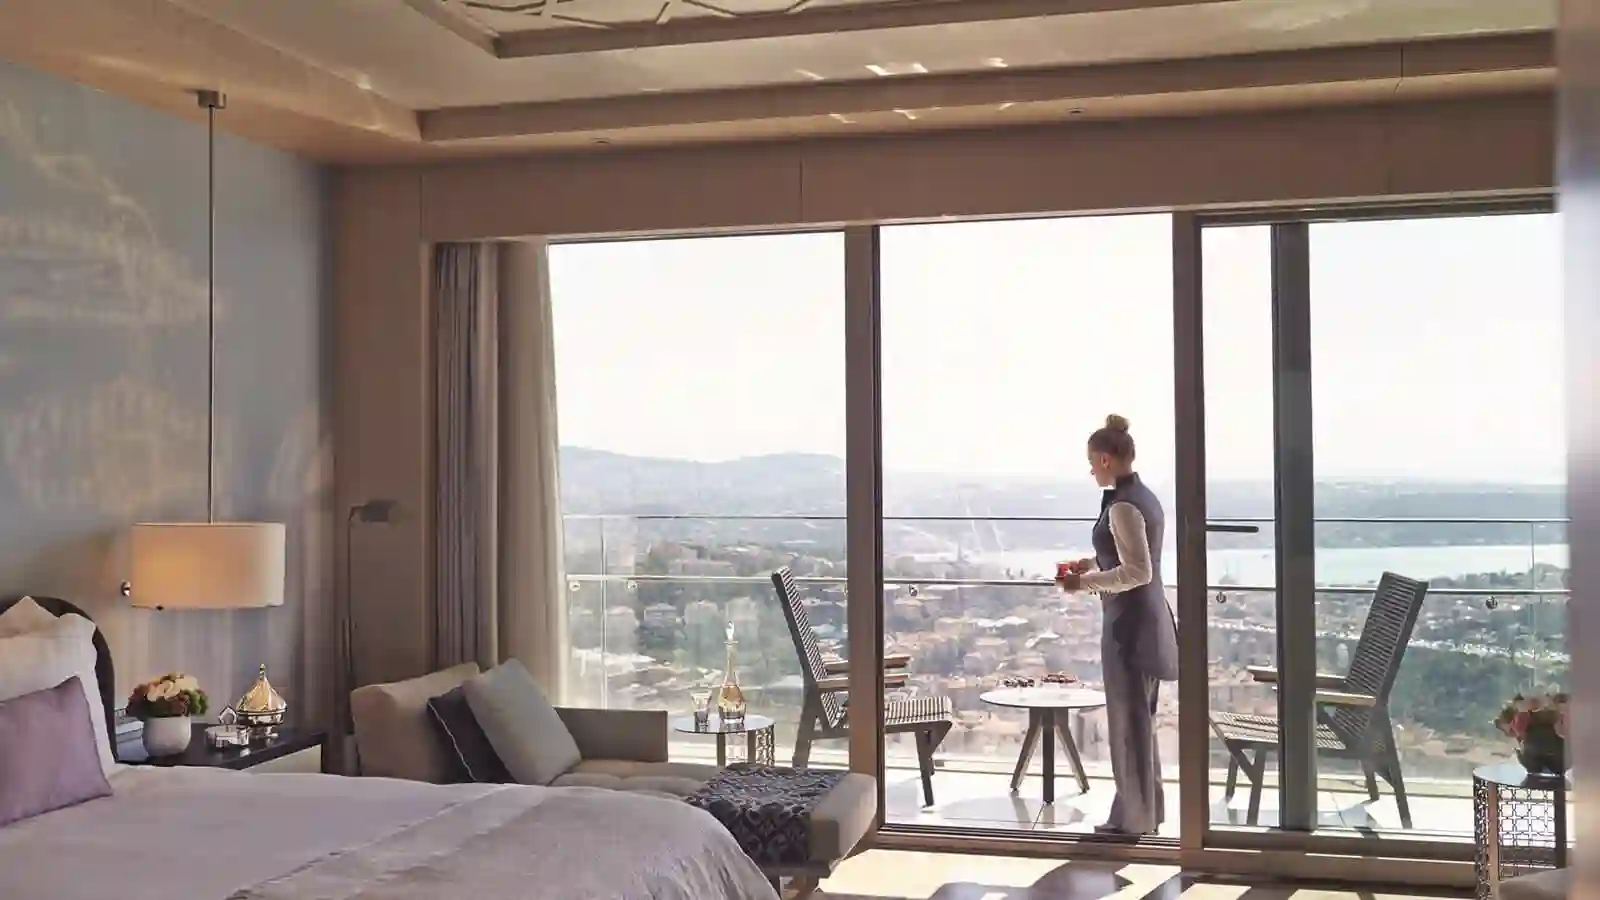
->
<box><xmin>979</xmin><ymin>687</ymin><xmax>1107</xmax><ymax>804</ymax></box>
<box><xmin>117</xmin><ymin>723</ymin><xmax>329</xmax><ymax>773</ymax></box>
<box><xmin>1473</xmin><ymin>761</ymin><xmax>1572</xmax><ymax>900</ymax></box>
<box><xmin>671</xmin><ymin>713</ymin><xmax>776</xmax><ymax>767</ymax></box>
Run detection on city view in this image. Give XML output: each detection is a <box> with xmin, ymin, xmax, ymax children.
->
<box><xmin>561</xmin><ymin>448</ymin><xmax>1568</xmax><ymax>814</ymax></box>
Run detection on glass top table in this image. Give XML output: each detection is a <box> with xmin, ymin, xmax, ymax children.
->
<box><xmin>670</xmin><ymin>714</ymin><xmax>777</xmax><ymax>767</ymax></box>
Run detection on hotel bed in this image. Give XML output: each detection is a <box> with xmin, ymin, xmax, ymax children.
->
<box><xmin>0</xmin><ymin>596</ymin><xmax>778</xmax><ymax>900</ymax></box>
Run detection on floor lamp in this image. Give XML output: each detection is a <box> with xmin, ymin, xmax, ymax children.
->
<box><xmin>343</xmin><ymin>500</ymin><xmax>397</xmax><ymax>730</ymax></box>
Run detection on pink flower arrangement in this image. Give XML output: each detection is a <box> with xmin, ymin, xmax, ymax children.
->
<box><xmin>1495</xmin><ymin>691</ymin><xmax>1567</xmax><ymax>743</ymax></box>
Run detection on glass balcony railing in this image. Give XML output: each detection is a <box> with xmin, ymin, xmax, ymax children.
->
<box><xmin>559</xmin><ymin>513</ymin><xmax>1568</xmax><ymax>835</ymax></box>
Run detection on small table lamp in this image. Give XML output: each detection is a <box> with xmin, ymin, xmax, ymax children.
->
<box><xmin>126</xmin><ymin>522</ymin><xmax>286</xmax><ymax>610</ymax></box>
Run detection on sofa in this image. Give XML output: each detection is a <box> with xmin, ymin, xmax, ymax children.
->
<box><xmin>350</xmin><ymin>662</ymin><xmax>715</xmax><ymax>795</ymax></box>
<box><xmin>349</xmin><ymin>663</ymin><xmax>876</xmax><ymax>886</ymax></box>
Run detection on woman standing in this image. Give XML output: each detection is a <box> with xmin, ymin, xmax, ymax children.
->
<box><xmin>1056</xmin><ymin>414</ymin><xmax>1178</xmax><ymax>836</ymax></box>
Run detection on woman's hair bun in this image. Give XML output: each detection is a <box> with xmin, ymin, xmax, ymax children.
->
<box><xmin>1104</xmin><ymin>414</ymin><xmax>1131</xmax><ymax>432</ymax></box>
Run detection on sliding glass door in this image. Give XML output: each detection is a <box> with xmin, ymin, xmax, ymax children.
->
<box><xmin>877</xmin><ymin>214</ymin><xmax>1184</xmax><ymax>838</ymax></box>
<box><xmin>548</xmin><ymin>232</ymin><xmax>854</xmax><ymax>774</ymax></box>
<box><xmin>540</xmin><ymin>199</ymin><xmax>1562</xmax><ymax>870</ymax></box>
<box><xmin>1184</xmin><ymin>203</ymin><xmax>1565</xmax><ymax>852</ymax></box>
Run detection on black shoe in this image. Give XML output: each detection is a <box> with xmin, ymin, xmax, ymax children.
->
<box><xmin>1094</xmin><ymin>824</ymin><xmax>1153</xmax><ymax>837</ymax></box>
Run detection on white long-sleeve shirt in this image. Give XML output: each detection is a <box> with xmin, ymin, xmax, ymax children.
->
<box><xmin>1075</xmin><ymin>502</ymin><xmax>1154</xmax><ymax>594</ymax></box>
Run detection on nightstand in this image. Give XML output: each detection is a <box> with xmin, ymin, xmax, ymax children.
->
<box><xmin>117</xmin><ymin>724</ymin><xmax>329</xmax><ymax>774</ymax></box>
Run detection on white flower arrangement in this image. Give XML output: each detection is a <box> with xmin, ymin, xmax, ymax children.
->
<box><xmin>127</xmin><ymin>672</ymin><xmax>208</xmax><ymax>719</ymax></box>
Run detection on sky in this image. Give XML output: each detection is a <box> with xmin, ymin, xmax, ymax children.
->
<box><xmin>548</xmin><ymin>212</ymin><xmax>1564</xmax><ymax>485</ymax></box>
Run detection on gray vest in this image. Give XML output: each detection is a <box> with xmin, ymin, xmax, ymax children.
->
<box><xmin>1092</xmin><ymin>473</ymin><xmax>1178</xmax><ymax>681</ymax></box>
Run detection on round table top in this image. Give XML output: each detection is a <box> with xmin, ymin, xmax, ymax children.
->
<box><xmin>670</xmin><ymin>713</ymin><xmax>775</xmax><ymax>735</ymax></box>
<box><xmin>1473</xmin><ymin>760</ymin><xmax>1571</xmax><ymax>790</ymax></box>
<box><xmin>980</xmin><ymin>687</ymin><xmax>1108</xmax><ymax>710</ymax></box>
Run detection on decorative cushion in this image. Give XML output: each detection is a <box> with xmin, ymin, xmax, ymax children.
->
<box><xmin>0</xmin><ymin>677</ymin><xmax>113</xmax><ymax>827</ymax></box>
<box><xmin>351</xmin><ymin>663</ymin><xmax>480</xmax><ymax>783</ymax></box>
<box><xmin>463</xmin><ymin>659</ymin><xmax>581</xmax><ymax>786</ymax></box>
<box><xmin>426</xmin><ymin>685</ymin><xmax>511</xmax><ymax>784</ymax></box>
<box><xmin>0</xmin><ymin>615</ymin><xmax>115</xmax><ymax>775</ymax></box>
<box><xmin>0</xmin><ymin>597</ymin><xmax>61</xmax><ymax>638</ymax></box>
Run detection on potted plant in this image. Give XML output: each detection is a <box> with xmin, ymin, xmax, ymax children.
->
<box><xmin>1495</xmin><ymin>691</ymin><xmax>1568</xmax><ymax>775</ymax></box>
<box><xmin>127</xmin><ymin>673</ymin><xmax>208</xmax><ymax>757</ymax></box>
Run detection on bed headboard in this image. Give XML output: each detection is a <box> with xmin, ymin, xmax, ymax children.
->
<box><xmin>0</xmin><ymin>596</ymin><xmax>117</xmax><ymax>755</ymax></box>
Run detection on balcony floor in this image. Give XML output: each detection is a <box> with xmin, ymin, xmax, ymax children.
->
<box><xmin>882</xmin><ymin>765</ymin><xmax>1473</xmax><ymax>837</ymax></box>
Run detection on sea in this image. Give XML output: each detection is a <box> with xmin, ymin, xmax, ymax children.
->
<box><xmin>960</xmin><ymin>543</ymin><xmax>1568</xmax><ymax>587</ymax></box>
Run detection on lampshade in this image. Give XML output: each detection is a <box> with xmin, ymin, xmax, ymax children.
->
<box><xmin>129</xmin><ymin>522</ymin><xmax>286</xmax><ymax>610</ymax></box>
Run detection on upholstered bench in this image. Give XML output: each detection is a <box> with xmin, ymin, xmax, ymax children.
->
<box><xmin>689</xmin><ymin>766</ymin><xmax>877</xmax><ymax>892</ymax></box>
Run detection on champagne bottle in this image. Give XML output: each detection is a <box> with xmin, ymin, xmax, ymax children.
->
<box><xmin>717</xmin><ymin>621</ymin><xmax>747</xmax><ymax>725</ymax></box>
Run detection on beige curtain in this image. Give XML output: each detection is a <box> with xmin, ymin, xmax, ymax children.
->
<box><xmin>497</xmin><ymin>240</ymin><xmax>568</xmax><ymax>697</ymax></box>
<box><xmin>432</xmin><ymin>240</ymin><xmax>567</xmax><ymax>694</ymax></box>
<box><xmin>433</xmin><ymin>243</ymin><xmax>500</xmax><ymax>671</ymax></box>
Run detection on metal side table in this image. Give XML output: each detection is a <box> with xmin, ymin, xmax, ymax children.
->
<box><xmin>671</xmin><ymin>713</ymin><xmax>776</xmax><ymax>767</ymax></box>
<box><xmin>1474</xmin><ymin>761</ymin><xmax>1572</xmax><ymax>900</ymax></box>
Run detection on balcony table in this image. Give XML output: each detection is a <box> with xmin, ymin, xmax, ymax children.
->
<box><xmin>1473</xmin><ymin>761</ymin><xmax>1572</xmax><ymax>900</ymax></box>
<box><xmin>980</xmin><ymin>687</ymin><xmax>1107</xmax><ymax>804</ymax></box>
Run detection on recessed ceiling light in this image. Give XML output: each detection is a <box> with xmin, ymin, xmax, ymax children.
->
<box><xmin>1069</xmin><ymin>108</ymin><xmax>1085</xmax><ymax>116</ymax></box>
<box><xmin>355</xmin><ymin>73</ymin><xmax>374</xmax><ymax>91</ymax></box>
<box><xmin>796</xmin><ymin>69</ymin><xmax>827</xmax><ymax>81</ymax></box>
<box><xmin>997</xmin><ymin>101</ymin><xmax>1016</xmax><ymax>111</ymax></box>
<box><xmin>984</xmin><ymin>57</ymin><xmax>1008</xmax><ymax>68</ymax></box>
<box><xmin>829</xmin><ymin>113</ymin><xmax>855</xmax><ymax>124</ymax></box>
<box><xmin>893</xmin><ymin>108</ymin><xmax>919</xmax><ymax>121</ymax></box>
<box><xmin>593</xmin><ymin>137</ymin><xmax>612</xmax><ymax>145</ymax></box>
<box><xmin>865</xmin><ymin>62</ymin><xmax>928</xmax><ymax>77</ymax></box>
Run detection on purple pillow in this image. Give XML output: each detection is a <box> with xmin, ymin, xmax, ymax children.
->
<box><xmin>0</xmin><ymin>677</ymin><xmax>113</xmax><ymax>826</ymax></box>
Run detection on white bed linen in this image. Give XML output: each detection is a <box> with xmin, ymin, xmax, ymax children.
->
<box><xmin>0</xmin><ymin>766</ymin><xmax>777</xmax><ymax>900</ymax></box>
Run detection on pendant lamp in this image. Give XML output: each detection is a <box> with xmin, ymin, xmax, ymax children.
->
<box><xmin>126</xmin><ymin>90</ymin><xmax>285</xmax><ymax>611</ymax></box>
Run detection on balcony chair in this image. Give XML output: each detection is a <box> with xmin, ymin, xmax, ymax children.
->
<box><xmin>770</xmin><ymin>566</ymin><xmax>954</xmax><ymax>808</ymax></box>
<box><xmin>1208</xmin><ymin>571</ymin><xmax>1430</xmax><ymax>828</ymax></box>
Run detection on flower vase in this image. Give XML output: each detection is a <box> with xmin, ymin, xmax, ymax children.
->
<box><xmin>142</xmin><ymin>715</ymin><xmax>193</xmax><ymax>757</ymax></box>
<box><xmin>1518</xmin><ymin>729</ymin><xmax>1566</xmax><ymax>776</ymax></box>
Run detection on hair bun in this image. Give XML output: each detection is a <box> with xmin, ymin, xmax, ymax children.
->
<box><xmin>1104</xmin><ymin>414</ymin><xmax>1130</xmax><ymax>432</ymax></box>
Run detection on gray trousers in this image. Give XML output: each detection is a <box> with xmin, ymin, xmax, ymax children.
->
<box><xmin>1103</xmin><ymin>657</ymin><xmax>1164</xmax><ymax>833</ymax></box>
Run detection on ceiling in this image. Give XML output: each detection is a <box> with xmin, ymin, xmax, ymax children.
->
<box><xmin>0</xmin><ymin>0</ymin><xmax>1557</xmax><ymax>162</ymax></box>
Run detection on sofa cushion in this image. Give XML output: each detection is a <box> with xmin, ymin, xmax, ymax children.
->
<box><xmin>463</xmin><ymin>659</ymin><xmax>581</xmax><ymax>786</ymax></box>
<box><xmin>550</xmin><ymin>760</ymin><xmax>718</xmax><ymax>798</ymax></box>
<box><xmin>426</xmin><ymin>685</ymin><xmax>511</xmax><ymax>784</ymax></box>
<box><xmin>351</xmin><ymin>663</ymin><xmax>480</xmax><ymax>783</ymax></box>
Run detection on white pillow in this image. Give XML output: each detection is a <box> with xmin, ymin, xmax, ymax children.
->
<box><xmin>0</xmin><ymin>597</ymin><xmax>63</xmax><ymax>638</ymax></box>
<box><xmin>0</xmin><ymin>614</ymin><xmax>115</xmax><ymax>775</ymax></box>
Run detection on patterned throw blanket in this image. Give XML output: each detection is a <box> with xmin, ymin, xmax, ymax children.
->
<box><xmin>688</xmin><ymin>765</ymin><xmax>847</xmax><ymax>866</ymax></box>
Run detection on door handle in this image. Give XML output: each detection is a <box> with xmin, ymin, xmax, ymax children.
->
<box><xmin>1205</xmin><ymin>523</ymin><xmax>1260</xmax><ymax>534</ymax></box>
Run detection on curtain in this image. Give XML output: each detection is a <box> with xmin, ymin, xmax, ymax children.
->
<box><xmin>433</xmin><ymin>243</ymin><xmax>500</xmax><ymax>671</ymax></box>
<box><xmin>432</xmin><ymin>240</ymin><xmax>567</xmax><ymax>695</ymax></box>
<box><xmin>497</xmin><ymin>240</ymin><xmax>568</xmax><ymax>697</ymax></box>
